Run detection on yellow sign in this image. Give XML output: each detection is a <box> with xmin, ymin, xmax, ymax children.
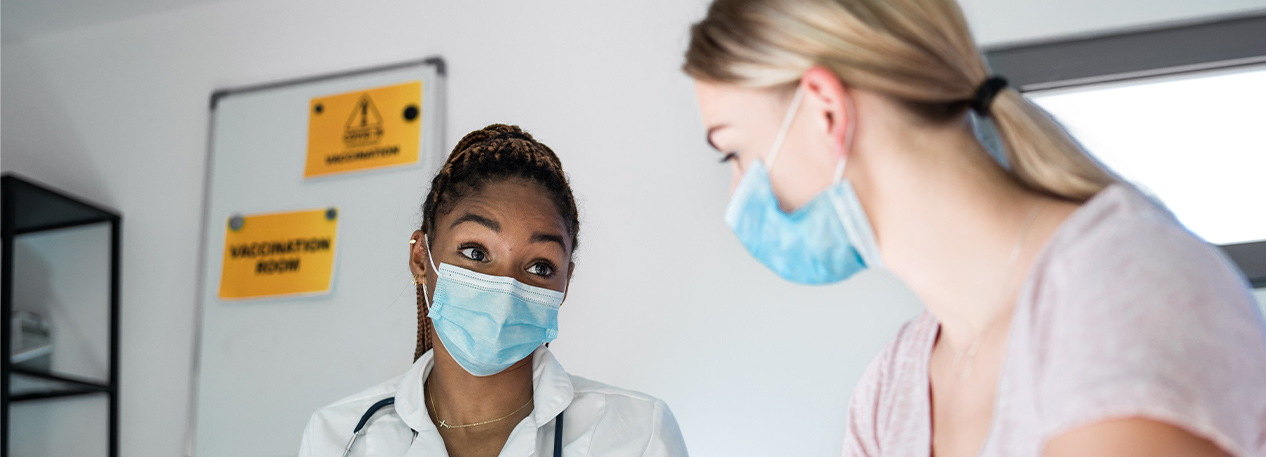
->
<box><xmin>219</xmin><ymin>208</ymin><xmax>339</xmax><ymax>300</ymax></box>
<box><xmin>304</xmin><ymin>81</ymin><xmax>422</xmax><ymax>178</ymax></box>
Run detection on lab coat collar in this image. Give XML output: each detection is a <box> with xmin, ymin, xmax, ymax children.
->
<box><xmin>393</xmin><ymin>345</ymin><xmax>574</xmax><ymax>437</ymax></box>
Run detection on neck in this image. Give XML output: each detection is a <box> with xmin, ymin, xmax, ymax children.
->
<box><xmin>426</xmin><ymin>342</ymin><xmax>535</xmax><ymax>432</ymax></box>
<box><xmin>850</xmin><ymin>113</ymin><xmax>1073</xmax><ymax>352</ymax></box>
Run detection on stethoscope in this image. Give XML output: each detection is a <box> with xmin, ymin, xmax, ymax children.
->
<box><xmin>342</xmin><ymin>397</ymin><xmax>565</xmax><ymax>457</ymax></box>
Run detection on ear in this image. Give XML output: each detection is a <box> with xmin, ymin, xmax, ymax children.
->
<box><xmin>408</xmin><ymin>230</ymin><xmax>430</xmax><ymax>279</ymax></box>
<box><xmin>800</xmin><ymin>66</ymin><xmax>853</xmax><ymax>161</ymax></box>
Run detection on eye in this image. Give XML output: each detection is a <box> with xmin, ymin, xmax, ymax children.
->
<box><xmin>719</xmin><ymin>152</ymin><xmax>738</xmax><ymax>164</ymax></box>
<box><xmin>458</xmin><ymin>247</ymin><xmax>488</xmax><ymax>262</ymax></box>
<box><xmin>527</xmin><ymin>262</ymin><xmax>555</xmax><ymax>278</ymax></box>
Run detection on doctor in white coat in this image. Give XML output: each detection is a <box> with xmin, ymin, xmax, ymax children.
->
<box><xmin>299</xmin><ymin>124</ymin><xmax>688</xmax><ymax>457</ymax></box>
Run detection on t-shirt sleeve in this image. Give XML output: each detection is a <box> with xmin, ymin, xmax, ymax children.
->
<box><xmin>1034</xmin><ymin>215</ymin><xmax>1266</xmax><ymax>456</ymax></box>
<box><xmin>842</xmin><ymin>356</ymin><xmax>885</xmax><ymax>457</ymax></box>
<box><xmin>842</xmin><ymin>313</ymin><xmax>939</xmax><ymax>457</ymax></box>
<box><xmin>842</xmin><ymin>319</ymin><xmax>921</xmax><ymax>457</ymax></box>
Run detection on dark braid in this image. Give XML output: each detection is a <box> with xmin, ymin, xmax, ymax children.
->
<box><xmin>413</xmin><ymin>124</ymin><xmax>580</xmax><ymax>360</ymax></box>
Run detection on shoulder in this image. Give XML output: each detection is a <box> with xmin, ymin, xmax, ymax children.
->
<box><xmin>1032</xmin><ymin>185</ymin><xmax>1264</xmax><ymax>347</ymax></box>
<box><xmin>566</xmin><ymin>374</ymin><xmax>688</xmax><ymax>456</ymax></box>
<box><xmin>298</xmin><ymin>375</ymin><xmax>403</xmax><ymax>456</ymax></box>
<box><xmin>310</xmin><ymin>375</ymin><xmax>401</xmax><ymax>423</ymax></box>
<box><xmin>570</xmin><ymin>374</ymin><xmax>662</xmax><ymax>401</ymax></box>
<box><xmin>568</xmin><ymin>373</ymin><xmax>674</xmax><ymax>422</ymax></box>
<box><xmin>1024</xmin><ymin>185</ymin><xmax>1266</xmax><ymax>456</ymax></box>
<box><xmin>1033</xmin><ymin>185</ymin><xmax>1263</xmax><ymax>345</ymax></box>
<box><xmin>1042</xmin><ymin>185</ymin><xmax>1248</xmax><ymax>300</ymax></box>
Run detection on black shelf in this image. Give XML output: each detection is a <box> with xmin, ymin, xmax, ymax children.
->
<box><xmin>3</xmin><ymin>174</ymin><xmax>121</xmax><ymax>457</ymax></box>
<box><xmin>10</xmin><ymin>367</ymin><xmax>111</xmax><ymax>402</ymax></box>
<box><xmin>4</xmin><ymin>177</ymin><xmax>119</xmax><ymax>235</ymax></box>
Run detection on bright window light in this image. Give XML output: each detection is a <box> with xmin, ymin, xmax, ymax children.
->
<box><xmin>1029</xmin><ymin>65</ymin><xmax>1266</xmax><ymax>246</ymax></box>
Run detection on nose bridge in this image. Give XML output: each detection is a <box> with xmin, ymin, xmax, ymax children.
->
<box><xmin>488</xmin><ymin>259</ymin><xmax>520</xmax><ymax>281</ymax></box>
<box><xmin>495</xmin><ymin>242</ymin><xmax>561</xmax><ymax>291</ymax></box>
<box><xmin>500</xmin><ymin>249</ymin><xmax>541</xmax><ymax>287</ymax></box>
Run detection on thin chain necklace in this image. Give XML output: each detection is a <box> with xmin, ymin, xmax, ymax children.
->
<box><xmin>951</xmin><ymin>200</ymin><xmax>1048</xmax><ymax>379</ymax></box>
<box><xmin>426</xmin><ymin>379</ymin><xmax>534</xmax><ymax>429</ymax></box>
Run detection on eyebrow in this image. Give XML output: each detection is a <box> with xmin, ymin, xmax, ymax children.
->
<box><xmin>705</xmin><ymin>124</ymin><xmax>728</xmax><ymax>151</ymax></box>
<box><xmin>530</xmin><ymin>232</ymin><xmax>567</xmax><ymax>251</ymax></box>
<box><xmin>449</xmin><ymin>213</ymin><xmax>501</xmax><ymax>232</ymax></box>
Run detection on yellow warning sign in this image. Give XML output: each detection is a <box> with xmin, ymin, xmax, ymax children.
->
<box><xmin>218</xmin><ymin>208</ymin><xmax>339</xmax><ymax>300</ymax></box>
<box><xmin>304</xmin><ymin>81</ymin><xmax>422</xmax><ymax>178</ymax></box>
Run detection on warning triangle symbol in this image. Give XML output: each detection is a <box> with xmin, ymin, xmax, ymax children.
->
<box><xmin>346</xmin><ymin>94</ymin><xmax>384</xmax><ymax>129</ymax></box>
<box><xmin>343</xmin><ymin>94</ymin><xmax>386</xmax><ymax>146</ymax></box>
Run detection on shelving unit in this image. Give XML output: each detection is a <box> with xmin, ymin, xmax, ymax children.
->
<box><xmin>2</xmin><ymin>174</ymin><xmax>120</xmax><ymax>457</ymax></box>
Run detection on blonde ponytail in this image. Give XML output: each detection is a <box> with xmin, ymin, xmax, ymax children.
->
<box><xmin>988</xmin><ymin>90</ymin><xmax>1118</xmax><ymax>200</ymax></box>
<box><xmin>684</xmin><ymin>0</ymin><xmax>1120</xmax><ymax>201</ymax></box>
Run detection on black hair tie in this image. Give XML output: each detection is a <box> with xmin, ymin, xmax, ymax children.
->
<box><xmin>969</xmin><ymin>76</ymin><xmax>1008</xmax><ymax>116</ymax></box>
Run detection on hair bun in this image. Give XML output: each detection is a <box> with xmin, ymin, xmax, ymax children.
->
<box><xmin>491</xmin><ymin>126</ymin><xmax>535</xmax><ymax>143</ymax></box>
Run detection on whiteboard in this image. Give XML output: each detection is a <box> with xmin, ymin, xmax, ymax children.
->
<box><xmin>189</xmin><ymin>59</ymin><xmax>445</xmax><ymax>457</ymax></box>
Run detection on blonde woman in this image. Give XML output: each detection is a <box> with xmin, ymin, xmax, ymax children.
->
<box><xmin>682</xmin><ymin>1</ymin><xmax>1266</xmax><ymax>456</ymax></box>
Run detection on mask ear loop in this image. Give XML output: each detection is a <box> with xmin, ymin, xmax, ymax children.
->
<box><xmin>422</xmin><ymin>234</ymin><xmax>439</xmax><ymax>273</ymax></box>
<box><xmin>416</xmin><ymin>234</ymin><xmax>437</xmax><ymax>360</ymax></box>
<box><xmin>765</xmin><ymin>85</ymin><xmax>806</xmax><ymax>171</ymax></box>
<box><xmin>548</xmin><ymin>277</ymin><xmax>570</xmax><ymax>349</ymax></box>
<box><xmin>419</xmin><ymin>234</ymin><xmax>440</xmax><ymax>312</ymax></box>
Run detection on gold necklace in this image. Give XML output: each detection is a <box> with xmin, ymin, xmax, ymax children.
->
<box><xmin>426</xmin><ymin>379</ymin><xmax>534</xmax><ymax>429</ymax></box>
<box><xmin>952</xmin><ymin>200</ymin><xmax>1048</xmax><ymax>379</ymax></box>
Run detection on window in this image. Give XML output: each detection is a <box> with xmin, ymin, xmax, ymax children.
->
<box><xmin>986</xmin><ymin>13</ymin><xmax>1266</xmax><ymax>287</ymax></box>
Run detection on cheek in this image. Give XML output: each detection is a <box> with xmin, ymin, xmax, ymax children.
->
<box><xmin>768</xmin><ymin>137</ymin><xmax>836</xmax><ymax>211</ymax></box>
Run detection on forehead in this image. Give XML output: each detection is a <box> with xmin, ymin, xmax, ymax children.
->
<box><xmin>694</xmin><ymin>80</ymin><xmax>789</xmax><ymax>128</ymax></box>
<box><xmin>438</xmin><ymin>179</ymin><xmax>570</xmax><ymax>237</ymax></box>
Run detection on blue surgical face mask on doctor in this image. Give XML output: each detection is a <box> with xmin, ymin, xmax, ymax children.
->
<box><xmin>422</xmin><ymin>235</ymin><xmax>564</xmax><ymax>376</ymax></box>
<box><xmin>724</xmin><ymin>86</ymin><xmax>883</xmax><ymax>285</ymax></box>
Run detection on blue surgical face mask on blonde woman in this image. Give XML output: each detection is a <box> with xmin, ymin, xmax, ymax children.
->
<box><xmin>724</xmin><ymin>86</ymin><xmax>882</xmax><ymax>284</ymax></box>
<box><xmin>685</xmin><ymin>1</ymin><xmax>1266</xmax><ymax>456</ymax></box>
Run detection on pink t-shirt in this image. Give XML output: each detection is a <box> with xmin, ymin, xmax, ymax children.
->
<box><xmin>843</xmin><ymin>185</ymin><xmax>1266</xmax><ymax>457</ymax></box>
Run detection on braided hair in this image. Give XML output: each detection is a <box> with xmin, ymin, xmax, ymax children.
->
<box><xmin>414</xmin><ymin>124</ymin><xmax>580</xmax><ymax>360</ymax></box>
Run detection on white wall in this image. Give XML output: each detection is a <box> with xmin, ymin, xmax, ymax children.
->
<box><xmin>961</xmin><ymin>0</ymin><xmax>1266</xmax><ymax>46</ymax></box>
<box><xmin>4</xmin><ymin>1</ymin><xmax>1266</xmax><ymax>456</ymax></box>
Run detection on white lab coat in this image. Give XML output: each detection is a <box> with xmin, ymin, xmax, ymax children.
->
<box><xmin>298</xmin><ymin>346</ymin><xmax>689</xmax><ymax>457</ymax></box>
